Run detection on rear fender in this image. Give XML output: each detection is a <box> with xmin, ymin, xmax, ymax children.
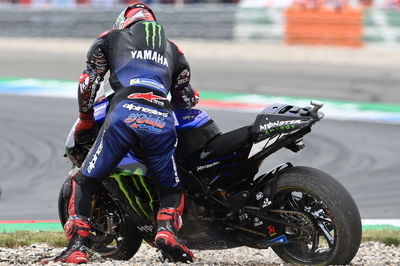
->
<box><xmin>252</xmin><ymin>163</ymin><xmax>294</xmax><ymax>205</ymax></box>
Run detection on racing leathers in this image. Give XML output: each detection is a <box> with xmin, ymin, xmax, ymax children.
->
<box><xmin>55</xmin><ymin>20</ymin><xmax>197</xmax><ymax>264</ymax></box>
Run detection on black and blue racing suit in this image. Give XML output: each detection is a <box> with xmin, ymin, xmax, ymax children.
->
<box><xmin>69</xmin><ymin>20</ymin><xmax>196</xmax><ymax>218</ymax></box>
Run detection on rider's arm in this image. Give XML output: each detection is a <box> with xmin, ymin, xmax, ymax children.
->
<box><xmin>78</xmin><ymin>36</ymin><xmax>109</xmax><ymax>115</ymax></box>
<box><xmin>169</xmin><ymin>41</ymin><xmax>199</xmax><ymax>109</ymax></box>
<box><xmin>75</xmin><ymin>35</ymin><xmax>109</xmax><ymax>144</ymax></box>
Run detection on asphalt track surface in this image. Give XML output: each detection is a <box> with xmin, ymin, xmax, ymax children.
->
<box><xmin>0</xmin><ymin>49</ymin><xmax>399</xmax><ymax>220</ymax></box>
<box><xmin>1</xmin><ymin>47</ymin><xmax>400</xmax><ymax>104</ymax></box>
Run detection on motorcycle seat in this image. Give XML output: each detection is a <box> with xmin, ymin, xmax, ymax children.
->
<box><xmin>201</xmin><ymin>125</ymin><xmax>252</xmax><ymax>160</ymax></box>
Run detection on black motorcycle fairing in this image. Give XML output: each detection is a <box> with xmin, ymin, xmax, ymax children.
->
<box><xmin>181</xmin><ymin>126</ymin><xmax>254</xmax><ymax>190</ymax></box>
<box><xmin>177</xmin><ymin>103</ymin><xmax>322</xmax><ymax>194</ymax></box>
<box><xmin>177</xmin><ymin>165</ymin><xmax>208</xmax><ymax>196</ymax></box>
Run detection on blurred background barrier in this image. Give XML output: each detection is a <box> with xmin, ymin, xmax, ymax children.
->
<box><xmin>0</xmin><ymin>4</ymin><xmax>237</xmax><ymax>39</ymax></box>
<box><xmin>235</xmin><ymin>0</ymin><xmax>400</xmax><ymax>46</ymax></box>
<box><xmin>364</xmin><ymin>8</ymin><xmax>400</xmax><ymax>44</ymax></box>
<box><xmin>285</xmin><ymin>7</ymin><xmax>363</xmax><ymax>47</ymax></box>
<box><xmin>2</xmin><ymin>0</ymin><xmax>400</xmax><ymax>45</ymax></box>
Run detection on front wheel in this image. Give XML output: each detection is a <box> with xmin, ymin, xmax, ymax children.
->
<box><xmin>270</xmin><ymin>166</ymin><xmax>361</xmax><ymax>265</ymax></box>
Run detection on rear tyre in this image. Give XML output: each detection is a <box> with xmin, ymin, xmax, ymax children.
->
<box><xmin>58</xmin><ymin>178</ymin><xmax>143</xmax><ymax>260</ymax></box>
<box><xmin>270</xmin><ymin>166</ymin><xmax>361</xmax><ymax>265</ymax></box>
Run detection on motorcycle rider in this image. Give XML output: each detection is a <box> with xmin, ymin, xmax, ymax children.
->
<box><xmin>41</xmin><ymin>3</ymin><xmax>198</xmax><ymax>264</ymax></box>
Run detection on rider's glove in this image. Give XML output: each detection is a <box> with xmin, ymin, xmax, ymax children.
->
<box><xmin>74</xmin><ymin>112</ymin><xmax>97</xmax><ymax>146</ymax></box>
<box><xmin>171</xmin><ymin>85</ymin><xmax>199</xmax><ymax>109</ymax></box>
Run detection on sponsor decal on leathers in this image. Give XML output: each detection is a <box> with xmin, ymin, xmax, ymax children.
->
<box><xmin>129</xmin><ymin>78</ymin><xmax>165</xmax><ymax>91</ymax></box>
<box><xmin>79</xmin><ymin>73</ymin><xmax>90</xmax><ymax>94</ymax></box>
<box><xmin>122</xmin><ymin>103</ymin><xmax>168</xmax><ymax>117</ymax></box>
<box><xmin>143</xmin><ymin>21</ymin><xmax>163</xmax><ymax>49</ymax></box>
<box><xmin>124</xmin><ymin>113</ymin><xmax>166</xmax><ymax>132</ymax></box>
<box><xmin>127</xmin><ymin>92</ymin><xmax>167</xmax><ymax>106</ymax></box>
<box><xmin>87</xmin><ymin>130</ymin><xmax>105</xmax><ymax>173</ymax></box>
<box><xmin>176</xmin><ymin>69</ymin><xmax>190</xmax><ymax>85</ymax></box>
<box><xmin>131</xmin><ymin>50</ymin><xmax>168</xmax><ymax>67</ymax></box>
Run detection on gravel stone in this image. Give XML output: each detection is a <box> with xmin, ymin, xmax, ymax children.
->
<box><xmin>0</xmin><ymin>241</ymin><xmax>399</xmax><ymax>265</ymax></box>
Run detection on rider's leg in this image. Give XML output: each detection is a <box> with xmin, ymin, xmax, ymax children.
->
<box><xmin>42</xmin><ymin>113</ymin><xmax>133</xmax><ymax>264</ymax></box>
<box><xmin>139</xmin><ymin>129</ymin><xmax>194</xmax><ymax>262</ymax></box>
<box><xmin>43</xmin><ymin>172</ymin><xmax>99</xmax><ymax>264</ymax></box>
<box><xmin>155</xmin><ymin>186</ymin><xmax>194</xmax><ymax>262</ymax></box>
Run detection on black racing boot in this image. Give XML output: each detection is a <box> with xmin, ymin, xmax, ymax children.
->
<box><xmin>41</xmin><ymin>216</ymin><xmax>90</xmax><ymax>264</ymax></box>
<box><xmin>155</xmin><ymin>194</ymin><xmax>194</xmax><ymax>263</ymax></box>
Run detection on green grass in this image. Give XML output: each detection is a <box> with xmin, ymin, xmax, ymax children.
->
<box><xmin>0</xmin><ymin>231</ymin><xmax>66</xmax><ymax>248</ymax></box>
<box><xmin>0</xmin><ymin>230</ymin><xmax>399</xmax><ymax>248</ymax></box>
<box><xmin>362</xmin><ymin>229</ymin><xmax>400</xmax><ymax>247</ymax></box>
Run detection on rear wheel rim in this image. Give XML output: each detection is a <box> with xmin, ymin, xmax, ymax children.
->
<box><xmin>274</xmin><ymin>189</ymin><xmax>337</xmax><ymax>264</ymax></box>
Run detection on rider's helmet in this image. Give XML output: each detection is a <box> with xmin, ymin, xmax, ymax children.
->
<box><xmin>114</xmin><ymin>3</ymin><xmax>156</xmax><ymax>30</ymax></box>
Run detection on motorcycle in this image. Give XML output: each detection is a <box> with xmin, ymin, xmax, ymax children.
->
<box><xmin>59</xmin><ymin>91</ymin><xmax>362</xmax><ymax>265</ymax></box>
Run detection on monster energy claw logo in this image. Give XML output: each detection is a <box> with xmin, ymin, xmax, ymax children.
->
<box><xmin>143</xmin><ymin>21</ymin><xmax>162</xmax><ymax>48</ymax></box>
<box><xmin>111</xmin><ymin>170</ymin><xmax>155</xmax><ymax>220</ymax></box>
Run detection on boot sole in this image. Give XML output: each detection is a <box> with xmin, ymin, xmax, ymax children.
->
<box><xmin>156</xmin><ymin>238</ymin><xmax>193</xmax><ymax>263</ymax></box>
